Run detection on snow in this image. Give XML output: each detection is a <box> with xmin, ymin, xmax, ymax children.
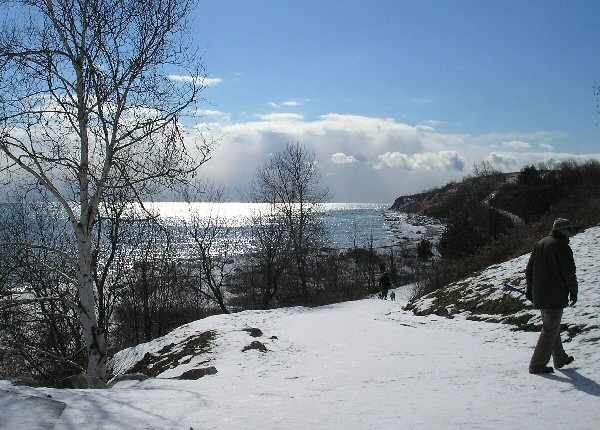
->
<box><xmin>408</xmin><ymin>226</ymin><xmax>600</xmax><ymax>349</ymax></box>
<box><xmin>2</xmin><ymin>228</ymin><xmax>600</xmax><ymax>429</ymax></box>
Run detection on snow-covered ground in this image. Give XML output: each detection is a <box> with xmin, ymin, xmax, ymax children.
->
<box><xmin>2</xmin><ymin>228</ymin><xmax>599</xmax><ymax>430</ymax></box>
<box><xmin>408</xmin><ymin>226</ymin><xmax>600</xmax><ymax>345</ymax></box>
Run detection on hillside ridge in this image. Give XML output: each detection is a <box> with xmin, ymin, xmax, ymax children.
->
<box><xmin>405</xmin><ymin>226</ymin><xmax>600</xmax><ymax>346</ymax></box>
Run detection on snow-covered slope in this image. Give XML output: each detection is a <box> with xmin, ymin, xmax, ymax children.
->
<box><xmin>1</xmin><ymin>228</ymin><xmax>599</xmax><ymax>429</ymax></box>
<box><xmin>407</xmin><ymin>226</ymin><xmax>600</xmax><ymax>348</ymax></box>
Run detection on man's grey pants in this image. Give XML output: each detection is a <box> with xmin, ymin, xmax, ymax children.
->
<box><xmin>529</xmin><ymin>308</ymin><xmax>570</xmax><ymax>371</ymax></box>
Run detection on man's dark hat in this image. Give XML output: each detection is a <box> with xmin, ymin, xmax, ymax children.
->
<box><xmin>552</xmin><ymin>218</ymin><xmax>573</xmax><ymax>231</ymax></box>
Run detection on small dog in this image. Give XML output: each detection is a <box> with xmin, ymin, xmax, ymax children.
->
<box><xmin>389</xmin><ymin>291</ymin><xmax>396</xmax><ymax>301</ymax></box>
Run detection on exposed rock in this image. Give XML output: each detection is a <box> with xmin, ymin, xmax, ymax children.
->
<box><xmin>108</xmin><ymin>373</ymin><xmax>150</xmax><ymax>386</ymax></box>
<box><xmin>128</xmin><ymin>330</ymin><xmax>216</xmax><ymax>377</ymax></box>
<box><xmin>178</xmin><ymin>366</ymin><xmax>218</xmax><ymax>380</ymax></box>
<box><xmin>242</xmin><ymin>327</ymin><xmax>263</xmax><ymax>337</ymax></box>
<box><xmin>242</xmin><ymin>341</ymin><xmax>268</xmax><ymax>353</ymax></box>
<box><xmin>8</xmin><ymin>376</ymin><xmax>43</xmax><ymax>387</ymax></box>
<box><xmin>56</xmin><ymin>374</ymin><xmax>107</xmax><ymax>389</ymax></box>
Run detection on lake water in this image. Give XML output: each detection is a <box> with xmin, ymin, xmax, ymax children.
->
<box><xmin>146</xmin><ymin>202</ymin><xmax>445</xmax><ymax>253</ymax></box>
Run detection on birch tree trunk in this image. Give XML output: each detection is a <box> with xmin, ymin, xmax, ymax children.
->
<box><xmin>76</xmin><ymin>225</ymin><xmax>106</xmax><ymax>377</ymax></box>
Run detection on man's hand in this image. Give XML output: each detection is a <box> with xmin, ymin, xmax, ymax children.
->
<box><xmin>570</xmin><ymin>295</ymin><xmax>577</xmax><ymax>306</ymax></box>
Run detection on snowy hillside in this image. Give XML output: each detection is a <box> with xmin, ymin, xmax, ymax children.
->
<box><xmin>407</xmin><ymin>226</ymin><xmax>600</xmax><ymax>345</ymax></box>
<box><xmin>1</xmin><ymin>228</ymin><xmax>599</xmax><ymax>429</ymax></box>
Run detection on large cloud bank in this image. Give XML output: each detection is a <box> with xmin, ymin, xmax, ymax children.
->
<box><xmin>191</xmin><ymin>113</ymin><xmax>600</xmax><ymax>203</ymax></box>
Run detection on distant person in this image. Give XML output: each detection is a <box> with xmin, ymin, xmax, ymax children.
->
<box><xmin>526</xmin><ymin>218</ymin><xmax>578</xmax><ymax>374</ymax></box>
<box><xmin>379</xmin><ymin>264</ymin><xmax>391</xmax><ymax>300</ymax></box>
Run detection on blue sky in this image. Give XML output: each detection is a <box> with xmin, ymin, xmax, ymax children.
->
<box><xmin>187</xmin><ymin>0</ymin><xmax>600</xmax><ymax>202</ymax></box>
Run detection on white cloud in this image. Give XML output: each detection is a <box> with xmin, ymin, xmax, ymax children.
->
<box><xmin>484</xmin><ymin>151</ymin><xmax>600</xmax><ymax>172</ymax></box>
<box><xmin>258</xmin><ymin>113</ymin><xmax>304</xmax><ymax>122</ymax></box>
<box><xmin>331</xmin><ymin>153</ymin><xmax>357</xmax><ymax>165</ymax></box>
<box><xmin>201</xmin><ymin>77</ymin><xmax>223</xmax><ymax>86</ymax></box>
<box><xmin>269</xmin><ymin>100</ymin><xmax>303</xmax><ymax>109</ymax></box>
<box><xmin>485</xmin><ymin>152</ymin><xmax>520</xmax><ymax>170</ymax></box>
<box><xmin>422</xmin><ymin>120</ymin><xmax>443</xmax><ymax>127</ymax></box>
<box><xmin>190</xmin><ymin>109</ymin><xmax>226</xmax><ymax>117</ymax></box>
<box><xmin>168</xmin><ymin>75</ymin><xmax>222</xmax><ymax>86</ymax></box>
<box><xmin>192</xmin><ymin>112</ymin><xmax>600</xmax><ymax>202</ymax></box>
<box><xmin>25</xmin><ymin>95</ymin><xmax>595</xmax><ymax>202</ymax></box>
<box><xmin>503</xmin><ymin>140</ymin><xmax>531</xmax><ymax>150</ymax></box>
<box><xmin>125</xmin><ymin>106</ymin><xmax>161</xmax><ymax>119</ymax></box>
<box><xmin>374</xmin><ymin>151</ymin><xmax>466</xmax><ymax>171</ymax></box>
<box><xmin>195</xmin><ymin>113</ymin><xmax>430</xmax><ymax>201</ymax></box>
<box><xmin>476</xmin><ymin>130</ymin><xmax>566</xmax><ymax>144</ymax></box>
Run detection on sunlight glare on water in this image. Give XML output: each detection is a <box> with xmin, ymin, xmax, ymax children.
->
<box><xmin>146</xmin><ymin>202</ymin><xmax>277</xmax><ymax>227</ymax></box>
<box><xmin>145</xmin><ymin>202</ymin><xmax>398</xmax><ymax>249</ymax></box>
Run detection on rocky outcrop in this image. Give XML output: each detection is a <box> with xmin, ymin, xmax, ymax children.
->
<box><xmin>178</xmin><ymin>366</ymin><xmax>218</xmax><ymax>380</ymax></box>
<box><xmin>56</xmin><ymin>374</ymin><xmax>107</xmax><ymax>389</ymax></box>
<box><xmin>242</xmin><ymin>341</ymin><xmax>268</xmax><ymax>353</ymax></box>
<box><xmin>128</xmin><ymin>330</ymin><xmax>216</xmax><ymax>377</ymax></box>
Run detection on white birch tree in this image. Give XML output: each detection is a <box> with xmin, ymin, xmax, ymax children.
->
<box><xmin>0</xmin><ymin>0</ymin><xmax>210</xmax><ymax>379</ymax></box>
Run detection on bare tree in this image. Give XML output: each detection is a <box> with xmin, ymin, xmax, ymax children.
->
<box><xmin>112</xmin><ymin>217</ymin><xmax>207</xmax><ymax>349</ymax></box>
<box><xmin>0</xmin><ymin>190</ymin><xmax>85</xmax><ymax>383</ymax></box>
<box><xmin>184</xmin><ymin>210</ymin><xmax>237</xmax><ymax>314</ymax></box>
<box><xmin>92</xmin><ymin>188</ymin><xmax>157</xmax><ymax>349</ymax></box>
<box><xmin>250</xmin><ymin>142</ymin><xmax>329</xmax><ymax>305</ymax></box>
<box><xmin>179</xmin><ymin>185</ymin><xmax>240</xmax><ymax>314</ymax></box>
<box><xmin>246</xmin><ymin>207</ymin><xmax>290</xmax><ymax>308</ymax></box>
<box><xmin>0</xmin><ymin>0</ymin><xmax>210</xmax><ymax>379</ymax></box>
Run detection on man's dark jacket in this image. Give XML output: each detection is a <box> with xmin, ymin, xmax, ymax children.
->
<box><xmin>526</xmin><ymin>231</ymin><xmax>578</xmax><ymax>309</ymax></box>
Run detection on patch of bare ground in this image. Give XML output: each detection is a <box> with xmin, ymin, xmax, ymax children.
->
<box><xmin>128</xmin><ymin>330</ymin><xmax>216</xmax><ymax>377</ymax></box>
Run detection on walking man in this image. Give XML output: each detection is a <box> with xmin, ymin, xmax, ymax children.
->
<box><xmin>526</xmin><ymin>218</ymin><xmax>578</xmax><ymax>374</ymax></box>
<box><xmin>379</xmin><ymin>264</ymin><xmax>391</xmax><ymax>300</ymax></box>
